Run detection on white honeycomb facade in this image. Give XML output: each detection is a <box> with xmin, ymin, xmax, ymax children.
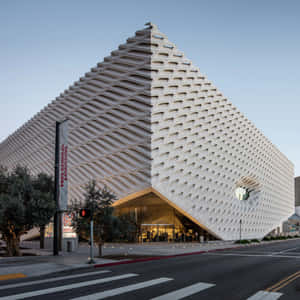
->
<box><xmin>149</xmin><ymin>24</ymin><xmax>294</xmax><ymax>240</ymax></box>
<box><xmin>0</xmin><ymin>23</ymin><xmax>294</xmax><ymax>240</ymax></box>
<box><xmin>0</xmin><ymin>26</ymin><xmax>152</xmax><ymax>201</ymax></box>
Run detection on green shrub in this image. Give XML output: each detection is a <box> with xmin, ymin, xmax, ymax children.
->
<box><xmin>235</xmin><ymin>239</ymin><xmax>250</xmax><ymax>244</ymax></box>
<box><xmin>250</xmin><ymin>239</ymin><xmax>260</xmax><ymax>243</ymax></box>
<box><xmin>273</xmin><ymin>236</ymin><xmax>286</xmax><ymax>240</ymax></box>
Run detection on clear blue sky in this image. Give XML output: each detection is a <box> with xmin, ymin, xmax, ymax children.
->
<box><xmin>1</xmin><ymin>0</ymin><xmax>299</xmax><ymax>174</ymax></box>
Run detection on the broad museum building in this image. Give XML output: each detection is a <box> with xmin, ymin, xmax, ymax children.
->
<box><xmin>0</xmin><ymin>23</ymin><xmax>294</xmax><ymax>241</ymax></box>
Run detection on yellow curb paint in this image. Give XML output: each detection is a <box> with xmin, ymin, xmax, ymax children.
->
<box><xmin>0</xmin><ymin>273</ymin><xmax>27</xmax><ymax>280</ymax></box>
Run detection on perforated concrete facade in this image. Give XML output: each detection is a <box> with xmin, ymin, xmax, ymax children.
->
<box><xmin>0</xmin><ymin>23</ymin><xmax>294</xmax><ymax>240</ymax></box>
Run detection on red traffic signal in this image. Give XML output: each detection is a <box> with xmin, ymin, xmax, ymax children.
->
<box><xmin>79</xmin><ymin>208</ymin><xmax>91</xmax><ymax>218</ymax></box>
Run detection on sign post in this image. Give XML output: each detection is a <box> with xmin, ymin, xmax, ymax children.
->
<box><xmin>239</xmin><ymin>219</ymin><xmax>242</xmax><ymax>243</ymax></box>
<box><xmin>79</xmin><ymin>209</ymin><xmax>94</xmax><ymax>263</ymax></box>
<box><xmin>89</xmin><ymin>217</ymin><xmax>95</xmax><ymax>264</ymax></box>
<box><xmin>53</xmin><ymin>120</ymin><xmax>69</xmax><ymax>256</ymax></box>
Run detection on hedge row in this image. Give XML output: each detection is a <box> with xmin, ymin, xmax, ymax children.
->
<box><xmin>235</xmin><ymin>235</ymin><xmax>300</xmax><ymax>244</ymax></box>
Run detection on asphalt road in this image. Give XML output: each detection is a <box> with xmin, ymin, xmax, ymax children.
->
<box><xmin>2</xmin><ymin>240</ymin><xmax>300</xmax><ymax>299</ymax></box>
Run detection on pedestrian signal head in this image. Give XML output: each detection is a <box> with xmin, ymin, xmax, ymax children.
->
<box><xmin>79</xmin><ymin>208</ymin><xmax>90</xmax><ymax>218</ymax></box>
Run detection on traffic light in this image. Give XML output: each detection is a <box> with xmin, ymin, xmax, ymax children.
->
<box><xmin>79</xmin><ymin>208</ymin><xmax>91</xmax><ymax>218</ymax></box>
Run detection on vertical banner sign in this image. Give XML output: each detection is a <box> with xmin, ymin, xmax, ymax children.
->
<box><xmin>58</xmin><ymin>120</ymin><xmax>68</xmax><ymax>211</ymax></box>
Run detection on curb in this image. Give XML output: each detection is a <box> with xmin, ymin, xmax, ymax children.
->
<box><xmin>94</xmin><ymin>246</ymin><xmax>243</xmax><ymax>268</ymax></box>
<box><xmin>94</xmin><ymin>239</ymin><xmax>300</xmax><ymax>268</ymax></box>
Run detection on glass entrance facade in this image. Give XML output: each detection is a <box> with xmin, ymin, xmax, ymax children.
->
<box><xmin>114</xmin><ymin>192</ymin><xmax>217</xmax><ymax>242</ymax></box>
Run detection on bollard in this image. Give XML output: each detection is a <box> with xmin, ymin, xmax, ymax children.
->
<box><xmin>67</xmin><ymin>240</ymin><xmax>72</xmax><ymax>252</ymax></box>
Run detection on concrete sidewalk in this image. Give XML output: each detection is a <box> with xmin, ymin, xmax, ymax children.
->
<box><xmin>0</xmin><ymin>239</ymin><xmax>292</xmax><ymax>279</ymax></box>
<box><xmin>101</xmin><ymin>240</ymin><xmax>237</xmax><ymax>256</ymax></box>
<box><xmin>0</xmin><ymin>240</ymin><xmax>236</xmax><ymax>278</ymax></box>
<box><xmin>0</xmin><ymin>242</ymin><xmax>117</xmax><ymax>278</ymax></box>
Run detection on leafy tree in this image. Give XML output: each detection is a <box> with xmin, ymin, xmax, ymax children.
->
<box><xmin>0</xmin><ymin>166</ymin><xmax>8</xmax><ymax>194</ymax></box>
<box><xmin>31</xmin><ymin>173</ymin><xmax>55</xmax><ymax>249</ymax></box>
<box><xmin>117</xmin><ymin>213</ymin><xmax>139</xmax><ymax>242</ymax></box>
<box><xmin>0</xmin><ymin>166</ymin><xmax>55</xmax><ymax>256</ymax></box>
<box><xmin>114</xmin><ymin>208</ymin><xmax>151</xmax><ymax>242</ymax></box>
<box><xmin>71</xmin><ymin>180</ymin><xmax>135</xmax><ymax>257</ymax></box>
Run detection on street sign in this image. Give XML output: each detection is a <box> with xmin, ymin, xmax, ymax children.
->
<box><xmin>54</xmin><ymin>119</ymin><xmax>69</xmax><ymax>256</ymax></box>
<box><xmin>58</xmin><ymin>120</ymin><xmax>68</xmax><ymax>211</ymax></box>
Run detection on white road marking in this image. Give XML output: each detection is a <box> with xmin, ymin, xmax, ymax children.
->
<box><xmin>275</xmin><ymin>247</ymin><xmax>300</xmax><ymax>254</ymax></box>
<box><xmin>151</xmin><ymin>282</ymin><xmax>215</xmax><ymax>300</ymax></box>
<box><xmin>207</xmin><ymin>252</ymin><xmax>300</xmax><ymax>259</ymax></box>
<box><xmin>0</xmin><ymin>273</ymin><xmax>138</xmax><ymax>300</ymax></box>
<box><xmin>0</xmin><ymin>269</ymin><xmax>110</xmax><ymax>291</ymax></box>
<box><xmin>246</xmin><ymin>290</ymin><xmax>283</xmax><ymax>299</ymax></box>
<box><xmin>224</xmin><ymin>251</ymin><xmax>276</xmax><ymax>255</ymax></box>
<box><xmin>71</xmin><ymin>277</ymin><xmax>173</xmax><ymax>300</ymax></box>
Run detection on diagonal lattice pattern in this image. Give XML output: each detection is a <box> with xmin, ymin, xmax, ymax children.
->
<box><xmin>0</xmin><ymin>23</ymin><xmax>294</xmax><ymax>240</ymax></box>
<box><xmin>0</xmin><ymin>26</ymin><xmax>152</xmax><ymax>201</ymax></box>
<box><xmin>149</xmin><ymin>23</ymin><xmax>294</xmax><ymax>239</ymax></box>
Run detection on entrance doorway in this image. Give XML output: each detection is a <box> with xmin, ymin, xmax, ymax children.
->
<box><xmin>140</xmin><ymin>224</ymin><xmax>175</xmax><ymax>242</ymax></box>
<box><xmin>114</xmin><ymin>191</ymin><xmax>218</xmax><ymax>242</ymax></box>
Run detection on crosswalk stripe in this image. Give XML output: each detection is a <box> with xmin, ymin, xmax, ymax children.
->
<box><xmin>151</xmin><ymin>282</ymin><xmax>215</xmax><ymax>300</ymax></box>
<box><xmin>246</xmin><ymin>290</ymin><xmax>283</xmax><ymax>300</ymax></box>
<box><xmin>0</xmin><ymin>270</ymin><xmax>111</xmax><ymax>291</ymax></box>
<box><xmin>70</xmin><ymin>277</ymin><xmax>173</xmax><ymax>300</ymax></box>
<box><xmin>0</xmin><ymin>273</ymin><xmax>138</xmax><ymax>300</ymax></box>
